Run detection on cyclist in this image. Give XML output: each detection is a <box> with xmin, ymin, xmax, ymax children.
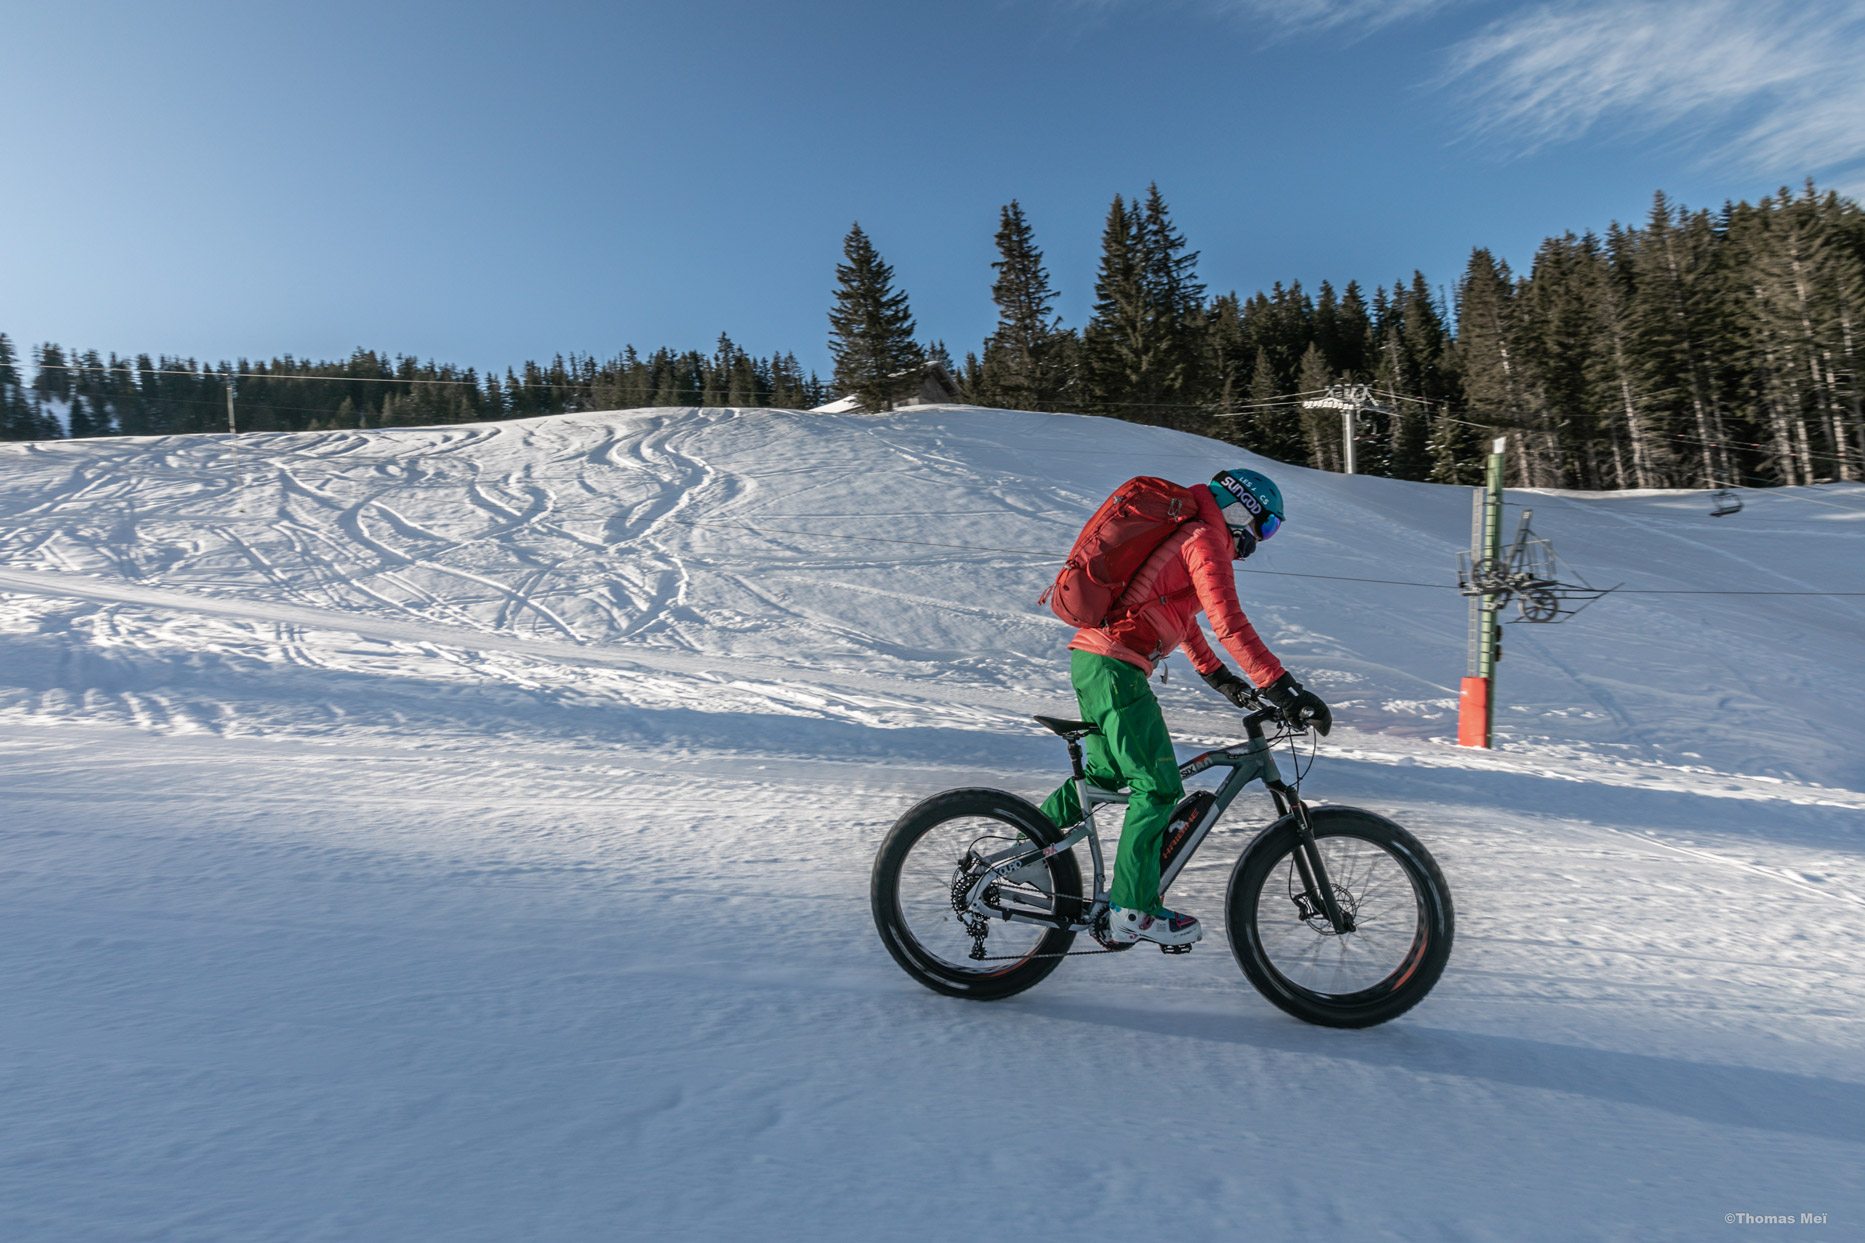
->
<box><xmin>1038</xmin><ymin>468</ymin><xmax>1332</xmax><ymax>948</ymax></box>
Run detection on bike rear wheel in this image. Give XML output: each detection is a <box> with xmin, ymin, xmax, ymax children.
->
<box><xmin>1226</xmin><ymin>806</ymin><xmax>1453</xmax><ymax>1028</ymax></box>
<box><xmin>872</xmin><ymin>788</ymin><xmax>1082</xmax><ymax>1000</ymax></box>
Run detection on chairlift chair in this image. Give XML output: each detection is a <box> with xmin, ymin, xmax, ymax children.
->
<box><xmin>1709</xmin><ymin>487</ymin><xmax>1742</xmax><ymax>517</ymax></box>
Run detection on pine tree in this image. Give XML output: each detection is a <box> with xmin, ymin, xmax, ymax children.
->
<box><xmin>1137</xmin><ymin>183</ymin><xmax>1206</xmax><ymax>427</ymax></box>
<box><xmin>31</xmin><ymin>344</ymin><xmax>75</xmax><ymax>437</ymax></box>
<box><xmin>1248</xmin><ymin>345</ymin><xmax>1306</xmax><ymax>464</ymax></box>
<box><xmin>1368</xmin><ymin>279</ymin><xmax>1464</xmax><ymax>482</ymax></box>
<box><xmin>705</xmin><ymin>333</ymin><xmax>738</xmax><ymax>406</ymax></box>
<box><xmin>1082</xmin><ymin>194</ymin><xmax>1152</xmax><ymax>420</ymax></box>
<box><xmin>828</xmin><ymin>223</ymin><xmax>922</xmax><ymax>412</ymax></box>
<box><xmin>66</xmin><ymin>349</ymin><xmax>118</xmax><ymax>438</ymax></box>
<box><xmin>0</xmin><ymin>334</ymin><xmax>50</xmax><ymax>439</ymax></box>
<box><xmin>1239</xmin><ymin>281</ymin><xmax>1313</xmax><ymax>400</ymax></box>
<box><xmin>1818</xmin><ymin>190</ymin><xmax>1865</xmax><ymax>477</ymax></box>
<box><xmin>1297</xmin><ymin>342</ymin><xmax>1338</xmax><ymax>470</ymax></box>
<box><xmin>1328</xmin><ymin>281</ymin><xmax>1375</xmax><ymax>376</ymax></box>
<box><xmin>1517</xmin><ymin>233</ymin><xmax>1605</xmax><ymax>487</ymax></box>
<box><xmin>770</xmin><ymin>352</ymin><xmax>812</xmax><ymax>409</ymax></box>
<box><xmin>1455</xmin><ymin>250</ymin><xmax>1534</xmax><ymax>482</ymax></box>
<box><xmin>1203</xmin><ymin>292</ymin><xmax>1251</xmax><ymax>447</ymax></box>
<box><xmin>978</xmin><ymin>200</ymin><xmax>1067</xmax><ymax>411</ymax></box>
<box><xmin>1727</xmin><ymin>184</ymin><xmax>1865</xmax><ymax>484</ymax></box>
<box><xmin>1631</xmin><ymin>193</ymin><xmax>1736</xmax><ymax>487</ymax></box>
<box><xmin>1313</xmin><ymin>280</ymin><xmax>1387</xmax><ymax>471</ymax></box>
<box><xmin>1595</xmin><ymin>225</ymin><xmax>1668</xmax><ymax>487</ymax></box>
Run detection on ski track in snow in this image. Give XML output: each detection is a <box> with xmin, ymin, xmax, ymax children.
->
<box><xmin>0</xmin><ymin>407</ymin><xmax>1860</xmax><ymax>1240</ymax></box>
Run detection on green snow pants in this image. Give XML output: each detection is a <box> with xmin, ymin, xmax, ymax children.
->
<box><xmin>1038</xmin><ymin>649</ymin><xmax>1185</xmax><ymax>915</ymax></box>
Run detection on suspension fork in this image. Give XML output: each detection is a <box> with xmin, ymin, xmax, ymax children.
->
<box><xmin>1270</xmin><ymin>783</ymin><xmax>1354</xmax><ymax>934</ymax></box>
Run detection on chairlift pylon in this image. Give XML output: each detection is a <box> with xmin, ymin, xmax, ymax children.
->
<box><xmin>1456</xmin><ymin>508</ymin><xmax>1616</xmax><ymax>622</ymax></box>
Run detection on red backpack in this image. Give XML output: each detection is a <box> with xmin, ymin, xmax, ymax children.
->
<box><xmin>1039</xmin><ymin>477</ymin><xmax>1201</xmax><ymax>627</ymax></box>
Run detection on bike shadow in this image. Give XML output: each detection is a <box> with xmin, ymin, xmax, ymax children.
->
<box><xmin>1019</xmin><ymin>996</ymin><xmax>1865</xmax><ymax>1146</ymax></box>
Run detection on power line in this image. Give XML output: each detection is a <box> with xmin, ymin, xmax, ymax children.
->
<box><xmin>20</xmin><ymin>389</ymin><xmax>817</xmax><ymax>422</ymax></box>
<box><xmin>30</xmin><ymin>362</ymin><xmax>496</xmax><ymax>388</ymax></box>
<box><xmin>1704</xmin><ymin>482</ymin><xmax>1865</xmax><ymax>514</ymax></box>
<box><xmin>1230</xmin><ymin>392</ymin><xmax>1860</xmax><ymax>471</ymax></box>
<box><xmin>1219</xmin><ymin>384</ymin><xmax>1861</xmax><ymax>479</ymax></box>
<box><xmin>21</xmin><ymin>360</ymin><xmax>825</xmax><ymax>396</ymax></box>
<box><xmin>669</xmin><ymin>518</ymin><xmax>1050</xmax><ymax>559</ymax></box>
<box><xmin>1365</xmin><ymin>404</ymin><xmax>1857</xmax><ymax>469</ymax></box>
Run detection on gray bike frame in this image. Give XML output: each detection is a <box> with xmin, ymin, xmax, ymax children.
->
<box><xmin>969</xmin><ymin>718</ymin><xmax>1314</xmax><ymax>933</ymax></box>
<box><xmin>1080</xmin><ymin>735</ymin><xmax>1286</xmax><ymax>904</ymax></box>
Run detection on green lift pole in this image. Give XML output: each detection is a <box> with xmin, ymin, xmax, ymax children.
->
<box><xmin>1458</xmin><ymin>436</ymin><xmax>1507</xmax><ymax>748</ymax></box>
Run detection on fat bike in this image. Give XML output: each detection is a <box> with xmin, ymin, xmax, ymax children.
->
<box><xmin>871</xmin><ymin>700</ymin><xmax>1454</xmax><ymax>1028</ymax></box>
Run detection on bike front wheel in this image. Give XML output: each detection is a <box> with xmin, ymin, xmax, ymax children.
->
<box><xmin>871</xmin><ymin>788</ymin><xmax>1082</xmax><ymax>1001</ymax></box>
<box><xmin>1226</xmin><ymin>806</ymin><xmax>1453</xmax><ymax>1028</ymax></box>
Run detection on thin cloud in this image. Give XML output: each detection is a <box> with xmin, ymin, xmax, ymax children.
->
<box><xmin>1221</xmin><ymin>0</ymin><xmax>1463</xmax><ymax>31</ymax></box>
<box><xmin>1056</xmin><ymin>0</ymin><xmax>1466</xmax><ymax>35</ymax></box>
<box><xmin>1447</xmin><ymin>0</ymin><xmax>1865</xmax><ymax>187</ymax></box>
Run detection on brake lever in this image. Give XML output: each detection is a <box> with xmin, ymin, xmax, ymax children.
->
<box><xmin>1244</xmin><ymin>691</ymin><xmax>1295</xmax><ymax>727</ymax></box>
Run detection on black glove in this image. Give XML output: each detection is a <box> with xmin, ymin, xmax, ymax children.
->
<box><xmin>1200</xmin><ymin>666</ymin><xmax>1255</xmax><ymax>709</ymax></box>
<box><xmin>1262</xmin><ymin>671</ymin><xmax>1333</xmax><ymax>735</ymax></box>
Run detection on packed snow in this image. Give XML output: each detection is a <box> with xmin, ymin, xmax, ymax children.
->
<box><xmin>1</xmin><ymin>406</ymin><xmax>1860</xmax><ymax>1240</ymax></box>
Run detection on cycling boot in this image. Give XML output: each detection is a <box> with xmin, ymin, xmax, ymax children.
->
<box><xmin>1107</xmin><ymin>904</ymin><xmax>1202</xmax><ymax>948</ymax></box>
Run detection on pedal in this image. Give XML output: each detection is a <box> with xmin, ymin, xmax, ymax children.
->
<box><xmin>1159</xmin><ymin>942</ymin><xmax>1193</xmax><ymax>955</ymax></box>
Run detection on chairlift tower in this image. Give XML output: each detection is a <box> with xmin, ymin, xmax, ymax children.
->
<box><xmin>1454</xmin><ymin>437</ymin><xmax>1617</xmax><ymax>747</ymax></box>
<box><xmin>1457</xmin><ymin>439</ymin><xmax>1507</xmax><ymax>746</ymax></box>
<box><xmin>1300</xmin><ymin>385</ymin><xmax>1392</xmax><ymax>475</ymax></box>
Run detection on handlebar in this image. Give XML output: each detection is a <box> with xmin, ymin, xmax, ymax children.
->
<box><xmin>1240</xmin><ymin>695</ymin><xmax>1317</xmax><ymax>738</ymax></box>
<box><xmin>1241</xmin><ymin>702</ymin><xmax>1281</xmax><ymax>739</ymax></box>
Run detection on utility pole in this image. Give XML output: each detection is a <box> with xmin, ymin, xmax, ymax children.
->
<box><xmin>1300</xmin><ymin>385</ymin><xmax>1391</xmax><ymax>474</ymax></box>
<box><xmin>1458</xmin><ymin>437</ymin><xmax>1507</xmax><ymax>748</ymax></box>
<box><xmin>225</xmin><ymin>371</ymin><xmax>242</xmax><ymax>481</ymax></box>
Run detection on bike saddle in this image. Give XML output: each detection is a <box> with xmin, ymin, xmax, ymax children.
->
<box><xmin>1033</xmin><ymin>715</ymin><xmax>1099</xmax><ymax>739</ymax></box>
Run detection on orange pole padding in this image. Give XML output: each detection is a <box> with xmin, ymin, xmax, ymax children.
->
<box><xmin>1457</xmin><ymin>676</ymin><xmax>1491</xmax><ymax>748</ymax></box>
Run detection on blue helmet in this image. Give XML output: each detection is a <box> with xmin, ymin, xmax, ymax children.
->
<box><xmin>1209</xmin><ymin>469</ymin><xmax>1284</xmax><ymax>556</ymax></box>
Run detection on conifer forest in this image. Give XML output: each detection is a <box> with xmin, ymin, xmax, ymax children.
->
<box><xmin>7</xmin><ymin>181</ymin><xmax>1861</xmax><ymax>491</ymax></box>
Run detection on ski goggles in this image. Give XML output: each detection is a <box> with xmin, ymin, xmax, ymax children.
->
<box><xmin>1221</xmin><ymin>502</ymin><xmax>1281</xmax><ymax>541</ymax></box>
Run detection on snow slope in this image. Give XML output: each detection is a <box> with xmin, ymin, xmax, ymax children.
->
<box><xmin>1</xmin><ymin>406</ymin><xmax>1860</xmax><ymax>1240</ymax></box>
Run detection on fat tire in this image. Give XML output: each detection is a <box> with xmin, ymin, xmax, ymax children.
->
<box><xmin>872</xmin><ymin>788</ymin><xmax>1082</xmax><ymax>1001</ymax></box>
<box><xmin>1226</xmin><ymin>806</ymin><xmax>1453</xmax><ymax>1028</ymax></box>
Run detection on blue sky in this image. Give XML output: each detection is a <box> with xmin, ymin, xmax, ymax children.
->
<box><xmin>4</xmin><ymin>0</ymin><xmax>1861</xmax><ymax>379</ymax></box>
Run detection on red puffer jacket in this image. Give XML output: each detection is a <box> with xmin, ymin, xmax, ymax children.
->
<box><xmin>1068</xmin><ymin>483</ymin><xmax>1285</xmax><ymax>687</ymax></box>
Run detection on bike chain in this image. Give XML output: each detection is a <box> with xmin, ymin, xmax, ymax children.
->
<box><xmin>971</xmin><ymin>911</ymin><xmax>1141</xmax><ymax>960</ymax></box>
<box><xmin>973</xmin><ymin>945</ymin><xmax>1132</xmax><ymax>961</ymax></box>
<box><xmin>952</xmin><ymin>846</ymin><xmax>1146</xmax><ymax>962</ymax></box>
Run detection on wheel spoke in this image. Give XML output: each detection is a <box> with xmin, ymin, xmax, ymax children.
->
<box><xmin>892</xmin><ymin>813</ymin><xmax>1054</xmax><ymax>973</ymax></box>
<box><xmin>1253</xmin><ymin>831</ymin><xmax>1425</xmax><ymax>996</ymax></box>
